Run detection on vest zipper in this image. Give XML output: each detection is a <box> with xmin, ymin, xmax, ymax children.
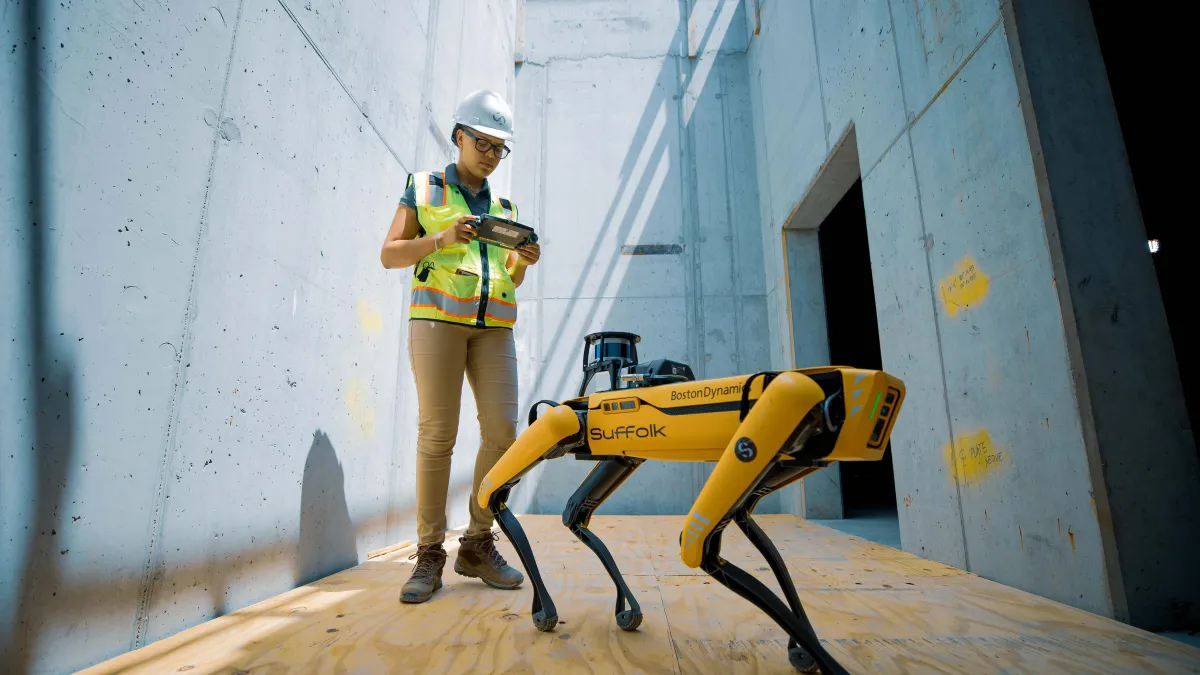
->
<box><xmin>476</xmin><ymin>240</ymin><xmax>489</xmax><ymax>328</ymax></box>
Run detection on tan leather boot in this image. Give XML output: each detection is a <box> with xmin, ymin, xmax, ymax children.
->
<box><xmin>454</xmin><ymin>531</ymin><xmax>524</xmax><ymax>590</ymax></box>
<box><xmin>400</xmin><ymin>543</ymin><xmax>447</xmax><ymax>604</ymax></box>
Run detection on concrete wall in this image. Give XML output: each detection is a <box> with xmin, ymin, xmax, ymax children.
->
<box><xmin>1006</xmin><ymin>0</ymin><xmax>1200</xmax><ymax>631</ymax></box>
<box><xmin>505</xmin><ymin>0</ymin><xmax>778</xmax><ymax>516</ymax></box>
<box><xmin>0</xmin><ymin>0</ymin><xmax>518</xmax><ymax>672</ymax></box>
<box><xmin>745</xmin><ymin>0</ymin><xmax>1198</xmax><ymax>629</ymax></box>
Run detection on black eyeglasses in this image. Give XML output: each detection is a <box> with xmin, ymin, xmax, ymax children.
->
<box><xmin>461</xmin><ymin>127</ymin><xmax>511</xmax><ymax>159</ymax></box>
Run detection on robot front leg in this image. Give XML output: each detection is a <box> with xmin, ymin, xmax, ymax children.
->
<box><xmin>562</xmin><ymin>457</ymin><xmax>644</xmax><ymax>631</ymax></box>
<box><xmin>477</xmin><ymin>403</ymin><xmax>585</xmax><ymax>633</ymax></box>
<box><xmin>735</xmin><ymin>466</ymin><xmax>828</xmax><ymax>674</ymax></box>
<box><xmin>489</xmin><ymin>487</ymin><xmax>559</xmax><ymax>631</ymax></box>
<box><xmin>680</xmin><ymin>372</ymin><xmax>849</xmax><ymax>675</ymax></box>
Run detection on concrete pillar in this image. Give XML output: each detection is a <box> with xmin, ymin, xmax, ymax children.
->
<box><xmin>1005</xmin><ymin>0</ymin><xmax>1200</xmax><ymax>631</ymax></box>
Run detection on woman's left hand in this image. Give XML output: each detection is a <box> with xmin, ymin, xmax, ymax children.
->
<box><xmin>516</xmin><ymin>241</ymin><xmax>541</xmax><ymax>266</ymax></box>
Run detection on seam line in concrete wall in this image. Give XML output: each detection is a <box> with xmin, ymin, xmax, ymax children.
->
<box><xmin>522</xmin><ymin>47</ymin><xmax>748</xmax><ymax>68</ymax></box>
<box><xmin>884</xmin><ymin>0</ymin><xmax>912</xmax><ymax>119</ymax></box>
<box><xmin>134</xmin><ymin>0</ymin><xmax>248</xmax><ymax>649</ymax></box>
<box><xmin>906</xmin><ymin>127</ymin><xmax>970</xmax><ymax>571</ymax></box>
<box><xmin>535</xmin><ymin>61</ymin><xmax>548</xmax><ymax>378</ymax></box>
<box><xmin>412</xmin><ymin>0</ymin><xmax>441</xmax><ymax>170</ymax></box>
<box><xmin>405</xmin><ymin>0</ymin><xmax>430</xmax><ymax>37</ymax></box>
<box><xmin>863</xmin><ymin>15</ymin><xmax>1003</xmax><ymax>182</ymax></box>
<box><xmin>453</xmin><ymin>6</ymin><xmax>465</xmax><ymax>116</ymax></box>
<box><xmin>276</xmin><ymin>0</ymin><xmax>408</xmax><ymax>173</ymax></box>
<box><xmin>807</xmin><ymin>0</ymin><xmax>829</xmax><ymax>152</ymax></box>
<box><xmin>674</xmin><ymin>5</ymin><xmax>706</xmax><ymax>498</ymax></box>
<box><xmin>718</xmin><ymin>60</ymin><xmax>745</xmax><ymax>369</ymax></box>
<box><xmin>536</xmin><ymin>62</ymin><xmax>547</xmax><ymax>304</ymax></box>
<box><xmin>674</xmin><ymin>51</ymin><xmax>704</xmax><ymax>383</ymax></box>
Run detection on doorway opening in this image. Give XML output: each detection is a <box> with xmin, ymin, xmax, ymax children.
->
<box><xmin>1088</xmin><ymin>0</ymin><xmax>1195</xmax><ymax>454</ymax></box>
<box><xmin>817</xmin><ymin>178</ymin><xmax>899</xmax><ymax>526</ymax></box>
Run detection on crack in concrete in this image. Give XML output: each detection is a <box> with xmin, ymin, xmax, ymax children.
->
<box><xmin>135</xmin><ymin>0</ymin><xmax>247</xmax><ymax>650</ymax></box>
<box><xmin>863</xmin><ymin>15</ymin><xmax>1004</xmax><ymax>182</ymax></box>
<box><xmin>276</xmin><ymin>0</ymin><xmax>408</xmax><ymax>173</ymax></box>
<box><xmin>521</xmin><ymin>46</ymin><xmax>748</xmax><ymax>67</ymax></box>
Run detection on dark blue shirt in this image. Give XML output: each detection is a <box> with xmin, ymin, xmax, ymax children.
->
<box><xmin>399</xmin><ymin>163</ymin><xmax>492</xmax><ymax>217</ymax></box>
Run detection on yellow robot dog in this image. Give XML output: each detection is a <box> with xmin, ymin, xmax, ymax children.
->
<box><xmin>477</xmin><ymin>332</ymin><xmax>906</xmax><ymax>674</ymax></box>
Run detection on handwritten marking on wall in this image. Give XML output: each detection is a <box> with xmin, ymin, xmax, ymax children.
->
<box><xmin>345</xmin><ymin>378</ymin><xmax>376</xmax><ymax>439</ymax></box>
<box><xmin>357</xmin><ymin>299</ymin><xmax>383</xmax><ymax>337</ymax></box>
<box><xmin>938</xmin><ymin>256</ymin><xmax>990</xmax><ymax>317</ymax></box>
<box><xmin>945</xmin><ymin>428</ymin><xmax>1006</xmax><ymax>484</ymax></box>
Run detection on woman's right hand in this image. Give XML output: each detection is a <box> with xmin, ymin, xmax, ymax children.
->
<box><xmin>436</xmin><ymin>216</ymin><xmax>478</xmax><ymax>248</ymax></box>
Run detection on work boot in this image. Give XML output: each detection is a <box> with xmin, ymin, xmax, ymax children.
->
<box><xmin>454</xmin><ymin>531</ymin><xmax>524</xmax><ymax>590</ymax></box>
<box><xmin>400</xmin><ymin>543</ymin><xmax>447</xmax><ymax>604</ymax></box>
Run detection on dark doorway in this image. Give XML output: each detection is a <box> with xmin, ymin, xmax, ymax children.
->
<box><xmin>1088</xmin><ymin>0</ymin><xmax>1195</xmax><ymax>455</ymax></box>
<box><xmin>818</xmin><ymin>178</ymin><xmax>898</xmax><ymax>518</ymax></box>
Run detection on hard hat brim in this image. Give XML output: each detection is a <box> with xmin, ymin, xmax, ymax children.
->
<box><xmin>462</xmin><ymin>123</ymin><xmax>513</xmax><ymax>144</ymax></box>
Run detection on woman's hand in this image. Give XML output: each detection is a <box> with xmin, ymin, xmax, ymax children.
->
<box><xmin>515</xmin><ymin>241</ymin><xmax>541</xmax><ymax>266</ymax></box>
<box><xmin>436</xmin><ymin>216</ymin><xmax>479</xmax><ymax>249</ymax></box>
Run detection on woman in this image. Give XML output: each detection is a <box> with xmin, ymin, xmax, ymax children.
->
<box><xmin>380</xmin><ymin>90</ymin><xmax>541</xmax><ymax>604</ymax></box>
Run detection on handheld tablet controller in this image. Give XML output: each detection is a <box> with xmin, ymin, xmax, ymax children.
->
<box><xmin>469</xmin><ymin>214</ymin><xmax>538</xmax><ymax>250</ymax></box>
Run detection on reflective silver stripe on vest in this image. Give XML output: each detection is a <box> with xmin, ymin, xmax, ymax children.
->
<box><xmin>486</xmin><ymin>299</ymin><xmax>517</xmax><ymax>323</ymax></box>
<box><xmin>428</xmin><ymin>183</ymin><xmax>445</xmax><ymax>207</ymax></box>
<box><xmin>426</xmin><ymin>174</ymin><xmax>445</xmax><ymax>207</ymax></box>
<box><xmin>415</xmin><ymin>172</ymin><xmax>446</xmax><ymax>208</ymax></box>
<box><xmin>411</xmin><ymin>287</ymin><xmax>479</xmax><ymax>320</ymax></box>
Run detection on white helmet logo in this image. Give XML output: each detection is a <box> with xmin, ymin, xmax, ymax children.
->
<box><xmin>493</xmin><ymin>112</ymin><xmax>506</xmax><ymax>125</ymax></box>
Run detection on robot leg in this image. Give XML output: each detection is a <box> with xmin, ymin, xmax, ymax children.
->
<box><xmin>735</xmin><ymin>464</ymin><xmax>831</xmax><ymax>674</ymax></box>
<box><xmin>478</xmin><ymin>404</ymin><xmax>584</xmax><ymax>633</ymax></box>
<box><xmin>562</xmin><ymin>457</ymin><xmax>644</xmax><ymax>631</ymax></box>
<box><xmin>680</xmin><ymin>372</ymin><xmax>849</xmax><ymax>675</ymax></box>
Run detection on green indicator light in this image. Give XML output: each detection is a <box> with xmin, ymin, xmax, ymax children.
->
<box><xmin>870</xmin><ymin>392</ymin><xmax>882</xmax><ymax>418</ymax></box>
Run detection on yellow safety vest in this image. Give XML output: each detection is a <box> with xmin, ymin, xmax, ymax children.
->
<box><xmin>408</xmin><ymin>170</ymin><xmax>519</xmax><ymax>329</ymax></box>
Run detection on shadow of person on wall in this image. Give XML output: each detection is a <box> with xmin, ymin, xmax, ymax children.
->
<box><xmin>295</xmin><ymin>430</ymin><xmax>358</xmax><ymax>587</ymax></box>
<box><xmin>1</xmin><ymin>0</ymin><xmax>82</xmax><ymax>671</ymax></box>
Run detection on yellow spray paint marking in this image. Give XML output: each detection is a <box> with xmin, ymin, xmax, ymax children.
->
<box><xmin>345</xmin><ymin>378</ymin><xmax>376</xmax><ymax>439</ymax></box>
<box><xmin>944</xmin><ymin>428</ymin><xmax>1007</xmax><ymax>484</ymax></box>
<box><xmin>357</xmin><ymin>299</ymin><xmax>383</xmax><ymax>337</ymax></box>
<box><xmin>938</xmin><ymin>256</ymin><xmax>989</xmax><ymax>317</ymax></box>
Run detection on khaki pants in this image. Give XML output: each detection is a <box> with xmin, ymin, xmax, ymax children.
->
<box><xmin>408</xmin><ymin>319</ymin><xmax>518</xmax><ymax>546</ymax></box>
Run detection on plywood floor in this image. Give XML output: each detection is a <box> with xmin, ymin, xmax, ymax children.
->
<box><xmin>82</xmin><ymin>515</ymin><xmax>1200</xmax><ymax>674</ymax></box>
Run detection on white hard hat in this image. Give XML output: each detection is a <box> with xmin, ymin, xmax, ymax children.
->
<box><xmin>452</xmin><ymin>90</ymin><xmax>514</xmax><ymax>144</ymax></box>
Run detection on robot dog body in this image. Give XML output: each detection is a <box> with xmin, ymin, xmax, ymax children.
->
<box><xmin>477</xmin><ymin>332</ymin><xmax>906</xmax><ymax>674</ymax></box>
